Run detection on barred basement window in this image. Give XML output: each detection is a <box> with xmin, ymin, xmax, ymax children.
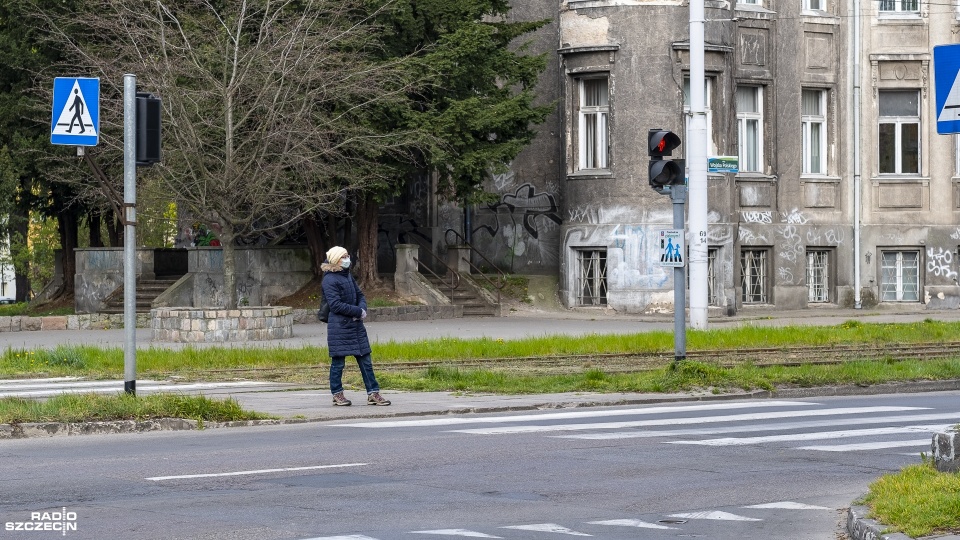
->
<box><xmin>707</xmin><ymin>247</ymin><xmax>720</xmax><ymax>306</ymax></box>
<box><xmin>806</xmin><ymin>250</ymin><xmax>830</xmax><ymax>303</ymax></box>
<box><xmin>880</xmin><ymin>250</ymin><xmax>920</xmax><ymax>301</ymax></box>
<box><xmin>576</xmin><ymin>249</ymin><xmax>608</xmax><ymax>306</ymax></box>
<box><xmin>741</xmin><ymin>249</ymin><xmax>768</xmax><ymax>304</ymax></box>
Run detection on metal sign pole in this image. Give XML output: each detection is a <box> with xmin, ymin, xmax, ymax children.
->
<box><xmin>671</xmin><ymin>185</ymin><xmax>687</xmax><ymax>363</ymax></box>
<box><xmin>123</xmin><ymin>74</ymin><xmax>137</xmax><ymax>395</ymax></box>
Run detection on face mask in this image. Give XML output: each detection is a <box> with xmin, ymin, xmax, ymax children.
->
<box><xmin>340</xmin><ymin>258</ymin><xmax>351</xmax><ymax>269</ymax></box>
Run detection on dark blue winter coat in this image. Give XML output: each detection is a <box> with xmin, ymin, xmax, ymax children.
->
<box><xmin>321</xmin><ymin>266</ymin><xmax>371</xmax><ymax>357</ymax></box>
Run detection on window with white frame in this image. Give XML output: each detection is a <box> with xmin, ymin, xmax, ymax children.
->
<box><xmin>736</xmin><ymin>86</ymin><xmax>764</xmax><ymax>173</ymax></box>
<box><xmin>879</xmin><ymin>0</ymin><xmax>918</xmax><ymax>13</ymax></box>
<box><xmin>880</xmin><ymin>250</ymin><xmax>920</xmax><ymax>301</ymax></box>
<box><xmin>708</xmin><ymin>247</ymin><xmax>720</xmax><ymax>306</ymax></box>
<box><xmin>802</xmin><ymin>89</ymin><xmax>827</xmax><ymax>175</ymax></box>
<box><xmin>578</xmin><ymin>77</ymin><xmax>609</xmax><ymax>171</ymax></box>
<box><xmin>803</xmin><ymin>0</ymin><xmax>825</xmax><ymax>11</ymax></box>
<box><xmin>684</xmin><ymin>76</ymin><xmax>715</xmax><ymax>158</ymax></box>
<box><xmin>740</xmin><ymin>248</ymin><xmax>769</xmax><ymax>304</ymax></box>
<box><xmin>576</xmin><ymin>248</ymin><xmax>608</xmax><ymax>306</ymax></box>
<box><xmin>806</xmin><ymin>249</ymin><xmax>831</xmax><ymax>303</ymax></box>
<box><xmin>878</xmin><ymin>90</ymin><xmax>920</xmax><ymax>175</ymax></box>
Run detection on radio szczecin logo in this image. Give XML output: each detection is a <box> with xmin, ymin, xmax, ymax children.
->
<box><xmin>5</xmin><ymin>508</ymin><xmax>77</xmax><ymax>535</ymax></box>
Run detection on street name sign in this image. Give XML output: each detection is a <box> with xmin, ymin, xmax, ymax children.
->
<box><xmin>51</xmin><ymin>77</ymin><xmax>100</xmax><ymax>146</ymax></box>
<box><xmin>658</xmin><ymin>229</ymin><xmax>685</xmax><ymax>268</ymax></box>
<box><xmin>708</xmin><ymin>155</ymin><xmax>739</xmax><ymax>173</ymax></box>
<box><xmin>934</xmin><ymin>44</ymin><xmax>960</xmax><ymax>135</ymax></box>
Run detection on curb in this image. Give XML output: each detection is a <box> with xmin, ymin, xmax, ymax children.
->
<box><xmin>847</xmin><ymin>505</ymin><xmax>913</xmax><ymax>540</ymax></box>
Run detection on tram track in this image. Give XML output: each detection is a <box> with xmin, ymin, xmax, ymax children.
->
<box><xmin>177</xmin><ymin>341</ymin><xmax>960</xmax><ymax>379</ymax></box>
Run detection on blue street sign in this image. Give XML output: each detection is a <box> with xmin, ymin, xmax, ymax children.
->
<box><xmin>934</xmin><ymin>44</ymin><xmax>960</xmax><ymax>135</ymax></box>
<box><xmin>51</xmin><ymin>77</ymin><xmax>100</xmax><ymax>146</ymax></box>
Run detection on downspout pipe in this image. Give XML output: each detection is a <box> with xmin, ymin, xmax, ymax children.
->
<box><xmin>853</xmin><ymin>0</ymin><xmax>862</xmax><ymax>309</ymax></box>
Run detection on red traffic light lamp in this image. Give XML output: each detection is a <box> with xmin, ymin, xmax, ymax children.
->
<box><xmin>648</xmin><ymin>129</ymin><xmax>684</xmax><ymax>193</ymax></box>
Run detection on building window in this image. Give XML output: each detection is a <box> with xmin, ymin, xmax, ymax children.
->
<box><xmin>740</xmin><ymin>249</ymin><xmax>769</xmax><ymax>304</ymax></box>
<box><xmin>708</xmin><ymin>247</ymin><xmax>720</xmax><ymax>306</ymax></box>
<box><xmin>879</xmin><ymin>0</ymin><xmax>918</xmax><ymax>12</ymax></box>
<box><xmin>803</xmin><ymin>0</ymin><xmax>825</xmax><ymax>11</ymax></box>
<box><xmin>806</xmin><ymin>250</ymin><xmax>831</xmax><ymax>303</ymax></box>
<box><xmin>736</xmin><ymin>86</ymin><xmax>764</xmax><ymax>173</ymax></box>
<box><xmin>878</xmin><ymin>90</ymin><xmax>920</xmax><ymax>175</ymax></box>
<box><xmin>576</xmin><ymin>249</ymin><xmax>608</xmax><ymax>306</ymax></box>
<box><xmin>684</xmin><ymin>76</ymin><xmax>715</xmax><ymax>158</ymax></box>
<box><xmin>802</xmin><ymin>89</ymin><xmax>827</xmax><ymax>175</ymax></box>
<box><xmin>578</xmin><ymin>78</ymin><xmax>609</xmax><ymax>171</ymax></box>
<box><xmin>880</xmin><ymin>250</ymin><xmax>920</xmax><ymax>301</ymax></box>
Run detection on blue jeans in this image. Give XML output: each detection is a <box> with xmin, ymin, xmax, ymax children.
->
<box><xmin>329</xmin><ymin>353</ymin><xmax>380</xmax><ymax>394</ymax></box>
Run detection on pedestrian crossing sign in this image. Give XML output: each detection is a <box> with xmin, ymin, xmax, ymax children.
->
<box><xmin>50</xmin><ymin>77</ymin><xmax>100</xmax><ymax>146</ymax></box>
<box><xmin>934</xmin><ymin>44</ymin><xmax>960</xmax><ymax>135</ymax></box>
<box><xmin>658</xmin><ymin>229</ymin><xmax>684</xmax><ymax>268</ymax></box>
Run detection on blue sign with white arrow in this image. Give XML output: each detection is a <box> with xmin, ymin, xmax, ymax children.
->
<box><xmin>934</xmin><ymin>44</ymin><xmax>960</xmax><ymax>135</ymax></box>
<box><xmin>51</xmin><ymin>77</ymin><xmax>100</xmax><ymax>146</ymax></box>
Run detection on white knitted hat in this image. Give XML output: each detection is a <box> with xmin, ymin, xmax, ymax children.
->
<box><xmin>325</xmin><ymin>246</ymin><xmax>348</xmax><ymax>265</ymax></box>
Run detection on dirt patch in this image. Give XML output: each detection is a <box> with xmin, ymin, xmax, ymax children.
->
<box><xmin>275</xmin><ymin>276</ymin><xmax>416</xmax><ymax>309</ymax></box>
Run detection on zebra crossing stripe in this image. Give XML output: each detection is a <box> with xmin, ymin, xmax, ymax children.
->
<box><xmin>300</xmin><ymin>536</ymin><xmax>379</xmax><ymax>540</ymax></box>
<box><xmin>665</xmin><ymin>424</ymin><xmax>951</xmax><ymax>446</ymax></box>
<box><xmin>669</xmin><ymin>511</ymin><xmax>761</xmax><ymax>521</ymax></box>
<box><xmin>555</xmin><ymin>411</ymin><xmax>960</xmax><ymax>440</ymax></box>
<box><xmin>743</xmin><ymin>502</ymin><xmax>831</xmax><ymax>510</ymax></box>
<box><xmin>411</xmin><ymin>530</ymin><xmax>502</xmax><ymax>538</ymax></box>
<box><xmin>796</xmin><ymin>439</ymin><xmax>932</xmax><ymax>452</ymax></box>
<box><xmin>587</xmin><ymin>519</ymin><xmax>677</xmax><ymax>529</ymax></box>
<box><xmin>447</xmin><ymin>407</ymin><xmax>926</xmax><ymax>435</ymax></box>
<box><xmin>332</xmin><ymin>401</ymin><xmax>813</xmax><ymax>428</ymax></box>
<box><xmin>500</xmin><ymin>524</ymin><xmax>591</xmax><ymax>536</ymax></box>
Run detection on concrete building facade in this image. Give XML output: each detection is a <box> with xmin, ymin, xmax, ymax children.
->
<box><xmin>377</xmin><ymin>0</ymin><xmax>960</xmax><ymax>314</ymax></box>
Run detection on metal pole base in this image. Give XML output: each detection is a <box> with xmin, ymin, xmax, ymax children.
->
<box><xmin>124</xmin><ymin>380</ymin><xmax>136</xmax><ymax>396</ymax></box>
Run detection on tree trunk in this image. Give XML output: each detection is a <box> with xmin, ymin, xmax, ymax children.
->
<box><xmin>89</xmin><ymin>210</ymin><xmax>104</xmax><ymax>247</ymax></box>
<box><xmin>11</xmin><ymin>204</ymin><xmax>29</xmax><ymax>303</ymax></box>
<box><xmin>219</xmin><ymin>222</ymin><xmax>238</xmax><ymax>308</ymax></box>
<box><xmin>302</xmin><ymin>214</ymin><xmax>325</xmax><ymax>277</ymax></box>
<box><xmin>57</xmin><ymin>209</ymin><xmax>79</xmax><ymax>298</ymax></box>
<box><xmin>355</xmin><ymin>192</ymin><xmax>381</xmax><ymax>289</ymax></box>
<box><xmin>106</xmin><ymin>210</ymin><xmax>122</xmax><ymax>247</ymax></box>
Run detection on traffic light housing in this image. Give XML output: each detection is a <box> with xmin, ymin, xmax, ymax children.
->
<box><xmin>648</xmin><ymin>129</ymin><xmax>684</xmax><ymax>193</ymax></box>
<box><xmin>136</xmin><ymin>92</ymin><xmax>162</xmax><ymax>166</ymax></box>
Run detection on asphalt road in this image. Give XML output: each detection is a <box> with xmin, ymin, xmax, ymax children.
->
<box><xmin>3</xmin><ymin>391</ymin><xmax>955</xmax><ymax>540</ymax></box>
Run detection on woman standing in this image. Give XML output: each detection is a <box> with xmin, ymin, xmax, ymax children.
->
<box><xmin>321</xmin><ymin>246</ymin><xmax>391</xmax><ymax>406</ymax></box>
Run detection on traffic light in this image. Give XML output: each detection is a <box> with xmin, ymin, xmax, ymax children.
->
<box><xmin>648</xmin><ymin>129</ymin><xmax>685</xmax><ymax>193</ymax></box>
<box><xmin>136</xmin><ymin>92</ymin><xmax>162</xmax><ymax>166</ymax></box>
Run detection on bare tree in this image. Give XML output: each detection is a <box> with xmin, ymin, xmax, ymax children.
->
<box><xmin>42</xmin><ymin>0</ymin><xmax>421</xmax><ymax>308</ymax></box>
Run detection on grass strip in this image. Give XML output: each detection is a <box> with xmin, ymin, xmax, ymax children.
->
<box><xmin>864</xmin><ymin>461</ymin><xmax>960</xmax><ymax>538</ymax></box>
<box><xmin>0</xmin><ymin>393</ymin><xmax>275</xmax><ymax>424</ymax></box>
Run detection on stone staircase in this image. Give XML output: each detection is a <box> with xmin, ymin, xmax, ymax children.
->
<box><xmin>425</xmin><ymin>275</ymin><xmax>499</xmax><ymax>317</ymax></box>
<box><xmin>99</xmin><ymin>278</ymin><xmax>181</xmax><ymax>314</ymax></box>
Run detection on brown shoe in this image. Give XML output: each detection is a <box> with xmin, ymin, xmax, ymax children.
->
<box><xmin>332</xmin><ymin>392</ymin><xmax>352</xmax><ymax>406</ymax></box>
<box><xmin>367</xmin><ymin>392</ymin><xmax>391</xmax><ymax>406</ymax></box>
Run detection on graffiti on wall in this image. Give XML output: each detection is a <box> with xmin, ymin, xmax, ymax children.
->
<box><xmin>473</xmin><ymin>183</ymin><xmax>562</xmax><ymax>269</ymax></box>
<box><xmin>927</xmin><ymin>247</ymin><xmax>958</xmax><ymax>281</ymax></box>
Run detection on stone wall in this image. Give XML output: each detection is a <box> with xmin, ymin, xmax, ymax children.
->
<box><xmin>151</xmin><ymin>307</ymin><xmax>294</xmax><ymax>343</ymax></box>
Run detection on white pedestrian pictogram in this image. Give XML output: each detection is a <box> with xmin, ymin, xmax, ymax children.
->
<box><xmin>52</xmin><ymin>80</ymin><xmax>97</xmax><ymax>137</ymax></box>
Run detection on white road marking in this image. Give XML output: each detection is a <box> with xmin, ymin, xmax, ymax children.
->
<box><xmin>669</xmin><ymin>511</ymin><xmax>762</xmax><ymax>521</ymax></box>
<box><xmin>447</xmin><ymin>407</ymin><xmax>926</xmax><ymax>435</ymax></box>
<box><xmin>410</xmin><ymin>530</ymin><xmax>502</xmax><ymax>538</ymax></box>
<box><xmin>554</xmin><ymin>412</ymin><xmax>960</xmax><ymax>440</ymax></box>
<box><xmin>0</xmin><ymin>380</ymin><xmax>274</xmax><ymax>398</ymax></box>
<box><xmin>665</xmin><ymin>424</ymin><xmax>951</xmax><ymax>446</ymax></box>
<box><xmin>500</xmin><ymin>524</ymin><xmax>591</xmax><ymax>536</ymax></box>
<box><xmin>146</xmin><ymin>462</ymin><xmax>368</xmax><ymax>481</ymax></box>
<box><xmin>301</xmin><ymin>536</ymin><xmax>380</xmax><ymax>540</ymax></box>
<box><xmin>332</xmin><ymin>401</ymin><xmax>814</xmax><ymax>428</ymax></box>
<box><xmin>586</xmin><ymin>519</ymin><xmax>677</xmax><ymax>529</ymax></box>
<box><xmin>743</xmin><ymin>502</ymin><xmax>831</xmax><ymax>510</ymax></box>
<box><xmin>797</xmin><ymin>439</ymin><xmax>932</xmax><ymax>452</ymax></box>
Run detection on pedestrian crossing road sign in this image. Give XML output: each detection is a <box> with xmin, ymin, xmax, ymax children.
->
<box><xmin>934</xmin><ymin>44</ymin><xmax>960</xmax><ymax>135</ymax></box>
<box><xmin>658</xmin><ymin>229</ymin><xmax>684</xmax><ymax>268</ymax></box>
<box><xmin>51</xmin><ymin>77</ymin><xmax>99</xmax><ymax>146</ymax></box>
